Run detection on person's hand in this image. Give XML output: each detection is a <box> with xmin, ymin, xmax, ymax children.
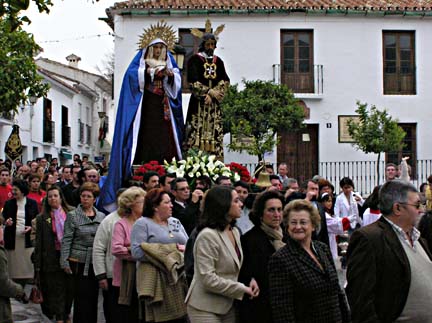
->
<box><xmin>285</xmin><ymin>188</ymin><xmax>296</xmax><ymax>199</ymax></box>
<box><xmin>176</xmin><ymin>244</ymin><xmax>185</xmax><ymax>252</ymax></box>
<box><xmin>99</xmin><ymin>279</ymin><xmax>109</xmax><ymax>291</ymax></box>
<box><xmin>402</xmin><ymin>156</ymin><xmax>410</xmax><ymax>161</ymax></box>
<box><xmin>306</xmin><ymin>190</ymin><xmax>317</xmax><ymax>201</ymax></box>
<box><xmin>266</xmin><ymin>186</ymin><xmax>278</xmax><ymax>192</ymax></box>
<box><xmin>353</xmin><ymin>193</ymin><xmax>362</xmax><ymax>202</ymax></box>
<box><xmin>5</xmin><ymin>218</ymin><xmax>13</xmax><ymax>227</ymax></box>
<box><xmin>64</xmin><ymin>267</ymin><xmax>73</xmax><ymax>275</ymax></box>
<box><xmin>204</xmin><ymin>94</ymin><xmax>212</xmax><ymax>105</ymax></box>
<box><xmin>22</xmin><ymin>226</ymin><xmax>32</xmax><ymax>234</ymax></box>
<box><xmin>249</xmin><ymin>278</ymin><xmax>260</xmax><ymax>298</ymax></box>
<box><xmin>191</xmin><ymin>189</ymin><xmax>204</xmax><ymax>203</ymax></box>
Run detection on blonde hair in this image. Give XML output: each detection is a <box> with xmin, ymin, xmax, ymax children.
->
<box><xmin>283</xmin><ymin>199</ymin><xmax>321</xmax><ymax>229</ymax></box>
<box><xmin>117</xmin><ymin>186</ymin><xmax>146</xmax><ymax>217</ymax></box>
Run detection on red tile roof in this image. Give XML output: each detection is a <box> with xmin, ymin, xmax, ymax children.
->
<box><xmin>110</xmin><ymin>0</ymin><xmax>432</xmax><ymax>12</ymax></box>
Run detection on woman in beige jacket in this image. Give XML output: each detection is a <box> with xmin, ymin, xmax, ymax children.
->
<box><xmin>185</xmin><ymin>186</ymin><xmax>259</xmax><ymax>323</ymax></box>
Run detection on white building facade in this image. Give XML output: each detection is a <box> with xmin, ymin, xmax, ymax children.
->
<box><xmin>106</xmin><ymin>0</ymin><xmax>432</xmax><ymax>191</ymax></box>
<box><xmin>0</xmin><ymin>56</ymin><xmax>113</xmax><ymax>166</ymax></box>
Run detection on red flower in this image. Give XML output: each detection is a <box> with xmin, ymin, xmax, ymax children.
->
<box><xmin>226</xmin><ymin>162</ymin><xmax>251</xmax><ymax>183</ymax></box>
<box><xmin>133</xmin><ymin>161</ymin><xmax>166</xmax><ymax>177</ymax></box>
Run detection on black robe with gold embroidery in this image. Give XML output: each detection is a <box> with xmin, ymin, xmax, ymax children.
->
<box><xmin>184</xmin><ymin>53</ymin><xmax>230</xmax><ymax>158</ymax></box>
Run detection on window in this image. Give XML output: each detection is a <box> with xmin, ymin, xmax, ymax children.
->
<box><xmin>178</xmin><ymin>28</ymin><xmax>205</xmax><ymax>92</ymax></box>
<box><xmin>43</xmin><ymin>98</ymin><xmax>54</xmax><ymax>143</ymax></box>
<box><xmin>280</xmin><ymin>30</ymin><xmax>314</xmax><ymax>93</ymax></box>
<box><xmin>386</xmin><ymin>123</ymin><xmax>417</xmax><ymax>178</ymax></box>
<box><xmin>78</xmin><ymin>119</ymin><xmax>84</xmax><ymax>143</ymax></box>
<box><xmin>86</xmin><ymin>125</ymin><xmax>92</xmax><ymax>145</ymax></box>
<box><xmin>61</xmin><ymin>105</ymin><xmax>70</xmax><ymax>146</ymax></box>
<box><xmin>383</xmin><ymin>31</ymin><xmax>416</xmax><ymax>95</ymax></box>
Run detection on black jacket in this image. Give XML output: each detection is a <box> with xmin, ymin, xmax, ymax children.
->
<box><xmin>172</xmin><ymin>200</ymin><xmax>200</xmax><ymax>235</ymax></box>
<box><xmin>269</xmin><ymin>237</ymin><xmax>350</xmax><ymax>323</ymax></box>
<box><xmin>3</xmin><ymin>197</ymin><xmax>39</xmax><ymax>249</ymax></box>
<box><xmin>238</xmin><ymin>225</ymin><xmax>277</xmax><ymax>323</ymax></box>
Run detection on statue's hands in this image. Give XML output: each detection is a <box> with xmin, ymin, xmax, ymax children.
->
<box><xmin>208</xmin><ymin>88</ymin><xmax>223</xmax><ymax>102</ymax></box>
<box><xmin>165</xmin><ymin>68</ymin><xmax>174</xmax><ymax>77</ymax></box>
<box><xmin>204</xmin><ymin>94</ymin><xmax>212</xmax><ymax>105</ymax></box>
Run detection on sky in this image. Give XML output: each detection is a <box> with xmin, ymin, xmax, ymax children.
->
<box><xmin>25</xmin><ymin>0</ymin><xmax>116</xmax><ymax>74</ymax></box>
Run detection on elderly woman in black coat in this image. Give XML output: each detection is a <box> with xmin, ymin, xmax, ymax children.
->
<box><xmin>268</xmin><ymin>199</ymin><xmax>351</xmax><ymax>323</ymax></box>
<box><xmin>3</xmin><ymin>180</ymin><xmax>39</xmax><ymax>288</ymax></box>
<box><xmin>238</xmin><ymin>190</ymin><xmax>285</xmax><ymax>323</ymax></box>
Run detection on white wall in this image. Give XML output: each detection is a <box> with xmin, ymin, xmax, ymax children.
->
<box><xmin>112</xmin><ymin>13</ymin><xmax>432</xmax><ymax>163</ymax></box>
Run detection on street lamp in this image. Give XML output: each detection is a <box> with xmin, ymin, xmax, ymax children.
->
<box><xmin>20</xmin><ymin>96</ymin><xmax>38</xmax><ymax>114</ymax></box>
<box><xmin>173</xmin><ymin>43</ymin><xmax>186</xmax><ymax>70</ymax></box>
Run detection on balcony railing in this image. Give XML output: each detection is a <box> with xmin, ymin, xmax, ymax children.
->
<box><xmin>62</xmin><ymin>126</ymin><xmax>71</xmax><ymax>147</ymax></box>
<box><xmin>86</xmin><ymin>125</ymin><xmax>92</xmax><ymax>145</ymax></box>
<box><xmin>78</xmin><ymin>120</ymin><xmax>84</xmax><ymax>143</ymax></box>
<box><xmin>43</xmin><ymin>120</ymin><xmax>55</xmax><ymax>143</ymax></box>
<box><xmin>0</xmin><ymin>111</ymin><xmax>14</xmax><ymax>120</ymax></box>
<box><xmin>273</xmin><ymin>64</ymin><xmax>323</xmax><ymax>95</ymax></box>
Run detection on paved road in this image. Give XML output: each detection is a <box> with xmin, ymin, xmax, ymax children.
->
<box><xmin>11</xmin><ymin>285</ymin><xmax>106</xmax><ymax>323</ymax></box>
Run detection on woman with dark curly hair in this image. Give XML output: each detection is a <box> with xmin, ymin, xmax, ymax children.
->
<box><xmin>238</xmin><ymin>190</ymin><xmax>285</xmax><ymax>323</ymax></box>
<box><xmin>34</xmin><ymin>186</ymin><xmax>74</xmax><ymax>323</ymax></box>
<box><xmin>186</xmin><ymin>186</ymin><xmax>259</xmax><ymax>323</ymax></box>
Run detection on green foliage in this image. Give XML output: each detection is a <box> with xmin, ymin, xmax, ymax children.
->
<box><xmin>347</xmin><ymin>101</ymin><xmax>406</xmax><ymax>184</ymax></box>
<box><xmin>347</xmin><ymin>101</ymin><xmax>405</xmax><ymax>154</ymax></box>
<box><xmin>0</xmin><ymin>18</ymin><xmax>49</xmax><ymax>113</ymax></box>
<box><xmin>221</xmin><ymin>80</ymin><xmax>305</xmax><ymax>160</ymax></box>
<box><xmin>1</xmin><ymin>0</ymin><xmax>52</xmax><ymax>31</ymax></box>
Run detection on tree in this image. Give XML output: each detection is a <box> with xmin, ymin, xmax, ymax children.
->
<box><xmin>347</xmin><ymin>101</ymin><xmax>406</xmax><ymax>185</ymax></box>
<box><xmin>0</xmin><ymin>17</ymin><xmax>49</xmax><ymax>113</ymax></box>
<box><xmin>221</xmin><ymin>80</ymin><xmax>305</xmax><ymax>161</ymax></box>
<box><xmin>1</xmin><ymin>0</ymin><xmax>52</xmax><ymax>31</ymax></box>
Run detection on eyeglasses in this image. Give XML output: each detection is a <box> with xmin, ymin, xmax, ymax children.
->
<box><xmin>176</xmin><ymin>187</ymin><xmax>190</xmax><ymax>192</ymax></box>
<box><xmin>399</xmin><ymin>202</ymin><xmax>425</xmax><ymax>210</ymax></box>
<box><xmin>265</xmin><ymin>207</ymin><xmax>283</xmax><ymax>213</ymax></box>
<box><xmin>289</xmin><ymin>220</ymin><xmax>311</xmax><ymax>227</ymax></box>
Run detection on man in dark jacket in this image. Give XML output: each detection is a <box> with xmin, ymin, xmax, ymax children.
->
<box><xmin>346</xmin><ymin>180</ymin><xmax>432</xmax><ymax>322</ymax></box>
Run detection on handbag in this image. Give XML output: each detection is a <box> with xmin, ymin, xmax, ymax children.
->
<box><xmin>30</xmin><ymin>286</ymin><xmax>43</xmax><ymax>304</ymax></box>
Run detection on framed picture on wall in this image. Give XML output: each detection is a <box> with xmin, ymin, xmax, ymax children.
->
<box><xmin>338</xmin><ymin>115</ymin><xmax>360</xmax><ymax>143</ymax></box>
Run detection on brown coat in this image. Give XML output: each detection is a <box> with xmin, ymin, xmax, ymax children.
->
<box><xmin>346</xmin><ymin>216</ymin><xmax>432</xmax><ymax>323</ymax></box>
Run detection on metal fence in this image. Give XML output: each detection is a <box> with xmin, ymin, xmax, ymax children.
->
<box><xmin>243</xmin><ymin>160</ymin><xmax>432</xmax><ymax>196</ymax></box>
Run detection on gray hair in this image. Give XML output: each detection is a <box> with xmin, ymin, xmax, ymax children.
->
<box><xmin>379</xmin><ymin>180</ymin><xmax>418</xmax><ymax>216</ymax></box>
<box><xmin>286</xmin><ymin>178</ymin><xmax>298</xmax><ymax>187</ymax></box>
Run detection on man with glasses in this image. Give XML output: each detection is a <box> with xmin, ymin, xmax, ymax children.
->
<box><xmin>171</xmin><ymin>177</ymin><xmax>203</xmax><ymax>235</ymax></box>
<box><xmin>346</xmin><ymin>180</ymin><xmax>431</xmax><ymax>322</ymax></box>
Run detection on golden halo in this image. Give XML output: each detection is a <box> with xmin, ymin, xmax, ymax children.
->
<box><xmin>138</xmin><ymin>20</ymin><xmax>177</xmax><ymax>51</ymax></box>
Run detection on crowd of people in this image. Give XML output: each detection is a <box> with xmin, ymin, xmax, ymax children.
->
<box><xmin>0</xmin><ymin>155</ymin><xmax>431</xmax><ymax>323</ymax></box>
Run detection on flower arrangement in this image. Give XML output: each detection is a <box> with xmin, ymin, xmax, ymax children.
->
<box><xmin>132</xmin><ymin>160</ymin><xmax>166</xmax><ymax>181</ymax></box>
<box><xmin>226</xmin><ymin>162</ymin><xmax>252</xmax><ymax>183</ymax></box>
<box><xmin>164</xmin><ymin>150</ymin><xmax>240</xmax><ymax>184</ymax></box>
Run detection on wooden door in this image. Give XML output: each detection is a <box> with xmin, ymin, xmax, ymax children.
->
<box><xmin>277</xmin><ymin>124</ymin><xmax>319</xmax><ymax>184</ymax></box>
<box><xmin>386</xmin><ymin>123</ymin><xmax>417</xmax><ymax>179</ymax></box>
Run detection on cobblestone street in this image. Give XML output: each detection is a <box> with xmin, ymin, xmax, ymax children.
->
<box><xmin>11</xmin><ymin>286</ymin><xmax>106</xmax><ymax>323</ymax></box>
